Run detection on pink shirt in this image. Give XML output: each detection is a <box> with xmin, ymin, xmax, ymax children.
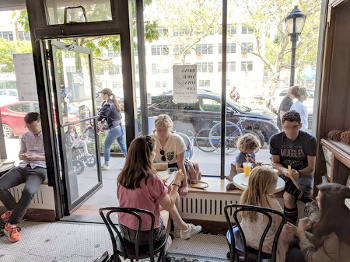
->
<box><xmin>117</xmin><ymin>174</ymin><xmax>168</xmax><ymax>231</ymax></box>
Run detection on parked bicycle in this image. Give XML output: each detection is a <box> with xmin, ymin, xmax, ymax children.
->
<box><xmin>195</xmin><ymin>118</ymin><xmax>265</xmax><ymax>154</ymax></box>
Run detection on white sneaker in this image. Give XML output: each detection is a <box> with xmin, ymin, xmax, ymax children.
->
<box><xmin>101</xmin><ymin>165</ymin><xmax>109</xmax><ymax>170</ymax></box>
<box><xmin>180</xmin><ymin>223</ymin><xmax>202</xmax><ymax>240</ymax></box>
<box><xmin>164</xmin><ymin>235</ymin><xmax>173</xmax><ymax>252</ymax></box>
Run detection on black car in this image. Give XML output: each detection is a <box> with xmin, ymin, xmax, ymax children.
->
<box><xmin>148</xmin><ymin>90</ymin><xmax>279</xmax><ymax>145</ymax></box>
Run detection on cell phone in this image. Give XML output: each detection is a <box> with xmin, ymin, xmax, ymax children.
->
<box><xmin>169</xmin><ymin>167</ymin><xmax>178</xmax><ymax>173</ymax></box>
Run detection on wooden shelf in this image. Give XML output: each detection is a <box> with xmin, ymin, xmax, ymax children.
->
<box><xmin>320</xmin><ymin>139</ymin><xmax>350</xmax><ymax>184</ymax></box>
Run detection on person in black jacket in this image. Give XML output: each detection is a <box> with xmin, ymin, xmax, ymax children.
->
<box><xmin>97</xmin><ymin>88</ymin><xmax>127</xmax><ymax>170</ymax></box>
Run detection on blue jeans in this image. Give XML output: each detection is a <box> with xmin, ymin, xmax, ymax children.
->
<box><xmin>104</xmin><ymin>125</ymin><xmax>127</xmax><ymax>162</ymax></box>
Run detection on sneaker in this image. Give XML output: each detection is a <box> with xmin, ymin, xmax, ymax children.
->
<box><xmin>101</xmin><ymin>165</ymin><xmax>109</xmax><ymax>171</ymax></box>
<box><xmin>4</xmin><ymin>223</ymin><xmax>21</xmax><ymax>242</ymax></box>
<box><xmin>180</xmin><ymin>223</ymin><xmax>202</xmax><ymax>240</ymax></box>
<box><xmin>1</xmin><ymin>210</ymin><xmax>13</xmax><ymax>221</ymax></box>
<box><xmin>164</xmin><ymin>235</ymin><xmax>173</xmax><ymax>252</ymax></box>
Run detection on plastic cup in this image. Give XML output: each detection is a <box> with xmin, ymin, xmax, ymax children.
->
<box><xmin>243</xmin><ymin>162</ymin><xmax>252</xmax><ymax>176</ymax></box>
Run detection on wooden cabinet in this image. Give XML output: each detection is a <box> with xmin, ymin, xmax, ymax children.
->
<box><xmin>320</xmin><ymin>139</ymin><xmax>350</xmax><ymax>185</ymax></box>
<box><xmin>315</xmin><ymin>0</ymin><xmax>350</xmax><ymax>189</ymax></box>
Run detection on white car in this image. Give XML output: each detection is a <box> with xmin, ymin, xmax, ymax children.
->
<box><xmin>269</xmin><ymin>87</ymin><xmax>315</xmax><ymax>115</ymax></box>
<box><xmin>0</xmin><ymin>89</ymin><xmax>19</xmax><ymax>107</ymax></box>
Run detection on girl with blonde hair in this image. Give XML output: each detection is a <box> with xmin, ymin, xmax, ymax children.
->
<box><xmin>152</xmin><ymin>114</ymin><xmax>189</xmax><ymax>196</ymax></box>
<box><xmin>240</xmin><ymin>166</ymin><xmax>294</xmax><ymax>262</ymax></box>
<box><xmin>235</xmin><ymin>133</ymin><xmax>261</xmax><ymax>174</ymax></box>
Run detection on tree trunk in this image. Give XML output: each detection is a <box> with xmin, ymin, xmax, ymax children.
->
<box><xmin>269</xmin><ymin>71</ymin><xmax>280</xmax><ymax>96</ymax></box>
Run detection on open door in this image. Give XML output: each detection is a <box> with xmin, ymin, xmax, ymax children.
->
<box><xmin>45</xmin><ymin>40</ymin><xmax>102</xmax><ymax>212</ymax></box>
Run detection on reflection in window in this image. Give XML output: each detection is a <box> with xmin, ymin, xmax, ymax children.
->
<box><xmin>218</xmin><ymin>62</ymin><xmax>236</xmax><ymax>72</ymax></box>
<box><xmin>196</xmin><ymin>44</ymin><xmax>213</xmax><ymax>55</ymax></box>
<box><xmin>218</xmin><ymin>43</ymin><xmax>236</xmax><ymax>54</ymax></box>
<box><xmin>242</xmin><ymin>26</ymin><xmax>254</xmax><ymax>34</ymax></box>
<box><xmin>197</xmin><ymin>62</ymin><xmax>213</xmax><ymax>73</ymax></box>
<box><xmin>201</xmin><ymin>98</ymin><xmax>221</xmax><ymax>112</ymax></box>
<box><xmin>241</xmin><ymin>61</ymin><xmax>253</xmax><ymax>71</ymax></box>
<box><xmin>241</xmin><ymin>42</ymin><xmax>253</xmax><ymax>53</ymax></box>
<box><xmin>199</xmin><ymin>80</ymin><xmax>210</xmax><ymax>87</ymax></box>
<box><xmin>151</xmin><ymin>45</ymin><xmax>169</xmax><ymax>55</ymax></box>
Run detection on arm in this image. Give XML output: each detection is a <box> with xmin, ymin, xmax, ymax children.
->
<box><xmin>160</xmin><ymin>171</ymin><xmax>184</xmax><ymax>210</ymax></box>
<box><xmin>97</xmin><ymin>104</ymin><xmax>110</xmax><ymax>121</ymax></box>
<box><xmin>279</xmin><ymin>110</ymin><xmax>287</xmax><ymax>124</ymax></box>
<box><xmin>271</xmin><ymin>155</ymin><xmax>289</xmax><ymax>176</ymax></box>
<box><xmin>236</xmin><ymin>163</ymin><xmax>244</xmax><ymax>173</ymax></box>
<box><xmin>176</xmin><ymin>152</ymin><xmax>188</xmax><ymax>196</ymax></box>
<box><xmin>19</xmin><ymin>137</ymin><xmax>27</xmax><ymax>160</ymax></box>
<box><xmin>298</xmin><ymin>156</ymin><xmax>316</xmax><ymax>176</ymax></box>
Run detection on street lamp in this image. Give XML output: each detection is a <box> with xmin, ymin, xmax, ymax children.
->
<box><xmin>285</xmin><ymin>5</ymin><xmax>306</xmax><ymax>86</ymax></box>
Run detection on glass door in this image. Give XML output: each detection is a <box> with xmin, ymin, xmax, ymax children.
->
<box><xmin>47</xmin><ymin>40</ymin><xmax>102</xmax><ymax>212</ymax></box>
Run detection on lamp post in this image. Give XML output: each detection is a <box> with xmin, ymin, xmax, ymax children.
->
<box><xmin>285</xmin><ymin>6</ymin><xmax>306</xmax><ymax>87</ymax></box>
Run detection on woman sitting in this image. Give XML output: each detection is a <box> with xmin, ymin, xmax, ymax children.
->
<box><xmin>152</xmin><ymin>114</ymin><xmax>189</xmax><ymax>196</ymax></box>
<box><xmin>289</xmin><ymin>183</ymin><xmax>350</xmax><ymax>262</ymax></box>
<box><xmin>117</xmin><ymin>136</ymin><xmax>201</xmax><ymax>249</ymax></box>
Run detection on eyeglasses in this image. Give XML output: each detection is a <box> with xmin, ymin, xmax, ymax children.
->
<box><xmin>160</xmin><ymin>149</ymin><xmax>166</xmax><ymax>161</ymax></box>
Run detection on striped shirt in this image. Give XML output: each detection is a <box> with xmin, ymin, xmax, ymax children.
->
<box><xmin>19</xmin><ymin>131</ymin><xmax>46</xmax><ymax>169</ymax></box>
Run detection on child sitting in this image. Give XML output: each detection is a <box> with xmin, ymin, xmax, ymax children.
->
<box><xmin>67</xmin><ymin>125</ymin><xmax>90</xmax><ymax>155</ymax></box>
<box><xmin>226</xmin><ymin>133</ymin><xmax>261</xmax><ymax>183</ymax></box>
<box><xmin>239</xmin><ymin>166</ymin><xmax>294</xmax><ymax>262</ymax></box>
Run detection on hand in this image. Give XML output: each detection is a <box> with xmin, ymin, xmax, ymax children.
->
<box><xmin>178</xmin><ymin>185</ymin><xmax>188</xmax><ymax>196</ymax></box>
<box><xmin>285</xmin><ymin>169</ymin><xmax>299</xmax><ymax>180</ymax></box>
<box><xmin>285</xmin><ymin>222</ymin><xmax>298</xmax><ymax>235</ymax></box>
<box><xmin>255</xmin><ymin>162</ymin><xmax>262</xmax><ymax>166</ymax></box>
<box><xmin>298</xmin><ymin>217</ymin><xmax>312</xmax><ymax>232</ymax></box>
<box><xmin>26</xmin><ymin>154</ymin><xmax>38</xmax><ymax>161</ymax></box>
<box><xmin>174</xmin><ymin>170</ymin><xmax>185</xmax><ymax>184</ymax></box>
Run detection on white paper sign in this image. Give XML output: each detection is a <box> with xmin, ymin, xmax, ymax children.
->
<box><xmin>173</xmin><ymin>65</ymin><xmax>197</xmax><ymax>104</ymax></box>
<box><xmin>13</xmin><ymin>53</ymin><xmax>38</xmax><ymax>101</ymax></box>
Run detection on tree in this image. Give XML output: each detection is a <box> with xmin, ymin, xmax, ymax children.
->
<box><xmin>149</xmin><ymin>0</ymin><xmax>221</xmax><ymax>64</ymax></box>
<box><xmin>230</xmin><ymin>0</ymin><xmax>321</xmax><ymax>95</ymax></box>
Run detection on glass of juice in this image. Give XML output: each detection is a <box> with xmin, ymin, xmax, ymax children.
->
<box><xmin>243</xmin><ymin>162</ymin><xmax>252</xmax><ymax>176</ymax></box>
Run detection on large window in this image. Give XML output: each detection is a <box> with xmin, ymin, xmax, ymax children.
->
<box><xmin>241</xmin><ymin>61</ymin><xmax>253</xmax><ymax>71</ymax></box>
<box><xmin>197</xmin><ymin>62</ymin><xmax>213</xmax><ymax>73</ymax></box>
<box><xmin>151</xmin><ymin>45</ymin><xmax>169</xmax><ymax>55</ymax></box>
<box><xmin>218</xmin><ymin>43</ymin><xmax>236</xmax><ymax>54</ymax></box>
<box><xmin>196</xmin><ymin>44</ymin><xmax>214</xmax><ymax>55</ymax></box>
<box><xmin>241</xmin><ymin>42</ymin><xmax>253</xmax><ymax>53</ymax></box>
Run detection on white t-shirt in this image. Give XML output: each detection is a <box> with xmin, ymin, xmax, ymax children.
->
<box><xmin>290</xmin><ymin>100</ymin><xmax>308</xmax><ymax>131</ymax></box>
<box><xmin>240</xmin><ymin>197</ymin><xmax>283</xmax><ymax>249</ymax></box>
<box><xmin>153</xmin><ymin>133</ymin><xmax>187</xmax><ymax>165</ymax></box>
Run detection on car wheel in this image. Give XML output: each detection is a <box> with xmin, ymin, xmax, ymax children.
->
<box><xmin>2</xmin><ymin>124</ymin><xmax>14</xmax><ymax>138</ymax></box>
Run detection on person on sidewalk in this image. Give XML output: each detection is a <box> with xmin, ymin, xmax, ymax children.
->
<box><xmin>0</xmin><ymin>112</ymin><xmax>46</xmax><ymax>242</ymax></box>
<box><xmin>97</xmin><ymin>88</ymin><xmax>127</xmax><ymax>170</ymax></box>
<box><xmin>270</xmin><ymin>110</ymin><xmax>316</xmax><ymax>225</ymax></box>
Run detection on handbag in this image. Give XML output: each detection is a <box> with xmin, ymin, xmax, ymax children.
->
<box><xmin>185</xmin><ymin>159</ymin><xmax>209</xmax><ymax>189</ymax></box>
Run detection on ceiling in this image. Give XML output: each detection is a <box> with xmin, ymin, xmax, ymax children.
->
<box><xmin>0</xmin><ymin>0</ymin><xmax>26</xmax><ymax>11</ymax></box>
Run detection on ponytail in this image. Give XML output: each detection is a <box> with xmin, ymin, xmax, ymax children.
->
<box><xmin>111</xmin><ymin>94</ymin><xmax>121</xmax><ymax>112</ymax></box>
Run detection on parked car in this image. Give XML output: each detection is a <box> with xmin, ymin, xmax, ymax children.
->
<box><xmin>0</xmin><ymin>101</ymin><xmax>79</xmax><ymax>138</ymax></box>
<box><xmin>148</xmin><ymin>90</ymin><xmax>279</xmax><ymax>145</ymax></box>
<box><xmin>0</xmin><ymin>89</ymin><xmax>18</xmax><ymax>106</ymax></box>
<box><xmin>269</xmin><ymin>87</ymin><xmax>315</xmax><ymax>114</ymax></box>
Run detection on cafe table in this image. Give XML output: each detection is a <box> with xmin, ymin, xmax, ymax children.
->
<box><xmin>232</xmin><ymin>172</ymin><xmax>285</xmax><ymax>193</ymax></box>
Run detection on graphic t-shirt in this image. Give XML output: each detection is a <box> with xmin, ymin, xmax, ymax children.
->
<box><xmin>236</xmin><ymin>152</ymin><xmax>256</xmax><ymax>166</ymax></box>
<box><xmin>270</xmin><ymin>131</ymin><xmax>316</xmax><ymax>170</ymax></box>
<box><xmin>277</xmin><ymin>96</ymin><xmax>293</xmax><ymax>130</ymax></box>
<box><xmin>153</xmin><ymin>133</ymin><xmax>186</xmax><ymax>165</ymax></box>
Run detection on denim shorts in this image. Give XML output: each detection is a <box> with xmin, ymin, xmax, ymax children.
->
<box><xmin>119</xmin><ymin>218</ymin><xmax>166</xmax><ymax>245</ymax></box>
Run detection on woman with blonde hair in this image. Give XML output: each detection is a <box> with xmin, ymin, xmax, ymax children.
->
<box><xmin>290</xmin><ymin>87</ymin><xmax>309</xmax><ymax>132</ymax></box>
<box><xmin>240</xmin><ymin>166</ymin><xmax>294</xmax><ymax>262</ymax></box>
<box><xmin>98</xmin><ymin>88</ymin><xmax>127</xmax><ymax>170</ymax></box>
<box><xmin>152</xmin><ymin>114</ymin><xmax>189</xmax><ymax>196</ymax></box>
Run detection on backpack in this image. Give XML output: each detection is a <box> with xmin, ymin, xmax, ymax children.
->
<box><xmin>185</xmin><ymin>159</ymin><xmax>208</xmax><ymax>189</ymax></box>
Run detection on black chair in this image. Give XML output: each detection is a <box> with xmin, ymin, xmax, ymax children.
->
<box><xmin>224</xmin><ymin>204</ymin><xmax>285</xmax><ymax>262</ymax></box>
<box><xmin>99</xmin><ymin>207</ymin><xmax>167</xmax><ymax>262</ymax></box>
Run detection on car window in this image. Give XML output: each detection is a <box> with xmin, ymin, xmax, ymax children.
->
<box><xmin>0</xmin><ymin>90</ymin><xmax>6</xmax><ymax>95</ymax></box>
<box><xmin>169</xmin><ymin>100</ymin><xmax>200</xmax><ymax>110</ymax></box>
<box><xmin>33</xmin><ymin>103</ymin><xmax>40</xmax><ymax>112</ymax></box>
<box><xmin>200</xmin><ymin>98</ymin><xmax>221</xmax><ymax>112</ymax></box>
<box><xmin>279</xmin><ymin>90</ymin><xmax>288</xmax><ymax>96</ymax></box>
<box><xmin>7</xmin><ymin>103</ymin><xmax>31</xmax><ymax>113</ymax></box>
<box><xmin>9</xmin><ymin>90</ymin><xmax>17</xmax><ymax>96</ymax></box>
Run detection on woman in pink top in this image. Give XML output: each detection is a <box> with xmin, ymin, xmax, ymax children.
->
<box><xmin>117</xmin><ymin>136</ymin><xmax>201</xmax><ymax>247</ymax></box>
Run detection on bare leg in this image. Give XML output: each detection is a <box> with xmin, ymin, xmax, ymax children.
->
<box><xmin>169</xmin><ymin>205</ymin><xmax>188</xmax><ymax>231</ymax></box>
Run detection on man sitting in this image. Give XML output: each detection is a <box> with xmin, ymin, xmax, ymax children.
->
<box><xmin>0</xmin><ymin>112</ymin><xmax>46</xmax><ymax>242</ymax></box>
<box><xmin>270</xmin><ymin>110</ymin><xmax>316</xmax><ymax>224</ymax></box>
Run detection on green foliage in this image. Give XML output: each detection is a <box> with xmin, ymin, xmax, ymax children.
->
<box><xmin>0</xmin><ymin>38</ymin><xmax>32</xmax><ymax>73</ymax></box>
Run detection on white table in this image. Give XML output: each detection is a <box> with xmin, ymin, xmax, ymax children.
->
<box><xmin>233</xmin><ymin>173</ymin><xmax>285</xmax><ymax>193</ymax></box>
<box><xmin>157</xmin><ymin>169</ymin><xmax>175</xmax><ymax>186</ymax></box>
<box><xmin>0</xmin><ymin>160</ymin><xmax>15</xmax><ymax>174</ymax></box>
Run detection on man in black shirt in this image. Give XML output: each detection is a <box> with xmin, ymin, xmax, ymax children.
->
<box><xmin>270</xmin><ymin>110</ymin><xmax>316</xmax><ymax>224</ymax></box>
<box><xmin>276</xmin><ymin>86</ymin><xmax>299</xmax><ymax>130</ymax></box>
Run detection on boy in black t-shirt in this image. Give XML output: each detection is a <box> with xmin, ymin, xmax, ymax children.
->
<box><xmin>270</xmin><ymin>110</ymin><xmax>316</xmax><ymax>224</ymax></box>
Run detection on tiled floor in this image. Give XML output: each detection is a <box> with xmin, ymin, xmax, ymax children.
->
<box><xmin>0</xmin><ymin>221</ymin><xmax>228</xmax><ymax>262</ymax></box>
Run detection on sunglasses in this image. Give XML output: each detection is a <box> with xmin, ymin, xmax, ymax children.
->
<box><xmin>160</xmin><ymin>149</ymin><xmax>166</xmax><ymax>161</ymax></box>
